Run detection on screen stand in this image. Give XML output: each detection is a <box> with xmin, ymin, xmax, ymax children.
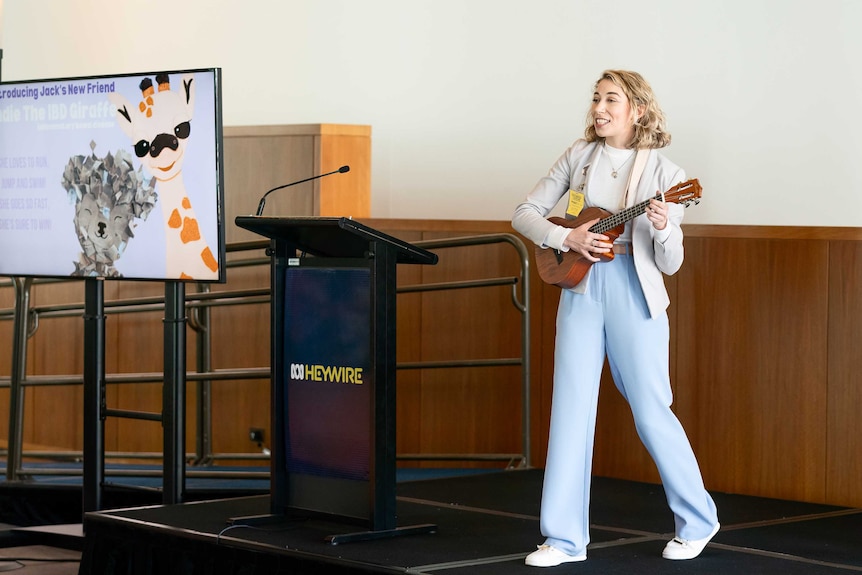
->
<box><xmin>82</xmin><ymin>280</ymin><xmax>188</xmax><ymax>513</ymax></box>
<box><xmin>83</xmin><ymin>278</ymin><xmax>106</xmax><ymax>515</ymax></box>
<box><xmin>162</xmin><ymin>281</ymin><xmax>186</xmax><ymax>505</ymax></box>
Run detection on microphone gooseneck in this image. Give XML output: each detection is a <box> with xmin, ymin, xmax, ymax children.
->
<box><xmin>255</xmin><ymin>165</ymin><xmax>350</xmax><ymax>216</ymax></box>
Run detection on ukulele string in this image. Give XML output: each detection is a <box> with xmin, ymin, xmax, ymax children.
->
<box><xmin>588</xmin><ymin>193</ymin><xmax>664</xmax><ymax>234</ymax></box>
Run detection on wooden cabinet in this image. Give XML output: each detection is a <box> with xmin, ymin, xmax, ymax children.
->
<box><xmin>222</xmin><ymin>124</ymin><xmax>371</xmax><ymax>243</ymax></box>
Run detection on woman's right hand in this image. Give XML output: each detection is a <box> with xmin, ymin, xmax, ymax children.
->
<box><xmin>561</xmin><ymin>218</ymin><xmax>610</xmax><ymax>262</ymax></box>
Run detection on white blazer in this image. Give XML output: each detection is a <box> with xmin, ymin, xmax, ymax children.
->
<box><xmin>512</xmin><ymin>139</ymin><xmax>687</xmax><ymax>319</ymax></box>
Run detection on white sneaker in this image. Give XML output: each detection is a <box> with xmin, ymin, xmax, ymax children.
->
<box><xmin>525</xmin><ymin>544</ymin><xmax>586</xmax><ymax>567</ymax></box>
<box><xmin>662</xmin><ymin>523</ymin><xmax>720</xmax><ymax>560</ymax></box>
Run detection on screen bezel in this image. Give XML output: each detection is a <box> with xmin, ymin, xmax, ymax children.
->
<box><xmin>0</xmin><ymin>67</ymin><xmax>226</xmax><ymax>283</ymax></box>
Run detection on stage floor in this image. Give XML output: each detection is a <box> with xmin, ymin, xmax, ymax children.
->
<box><xmin>77</xmin><ymin>468</ymin><xmax>862</xmax><ymax>575</ymax></box>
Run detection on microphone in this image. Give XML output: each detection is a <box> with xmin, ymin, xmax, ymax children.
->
<box><xmin>255</xmin><ymin>165</ymin><xmax>350</xmax><ymax>216</ymax></box>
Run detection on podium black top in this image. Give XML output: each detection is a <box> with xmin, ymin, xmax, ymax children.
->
<box><xmin>235</xmin><ymin>216</ymin><xmax>438</xmax><ymax>265</ymax></box>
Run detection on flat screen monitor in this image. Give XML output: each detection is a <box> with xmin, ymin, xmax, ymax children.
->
<box><xmin>0</xmin><ymin>68</ymin><xmax>225</xmax><ymax>282</ymax></box>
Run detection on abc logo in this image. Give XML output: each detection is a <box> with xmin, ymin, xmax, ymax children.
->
<box><xmin>289</xmin><ymin>363</ymin><xmax>305</xmax><ymax>380</ymax></box>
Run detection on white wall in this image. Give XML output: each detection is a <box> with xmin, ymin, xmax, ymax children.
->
<box><xmin>3</xmin><ymin>0</ymin><xmax>861</xmax><ymax>225</ymax></box>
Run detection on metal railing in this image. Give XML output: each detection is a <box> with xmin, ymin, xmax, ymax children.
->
<box><xmin>395</xmin><ymin>233</ymin><xmax>531</xmax><ymax>468</ymax></box>
<box><xmin>0</xmin><ymin>231</ymin><xmax>531</xmax><ymax>482</ymax></box>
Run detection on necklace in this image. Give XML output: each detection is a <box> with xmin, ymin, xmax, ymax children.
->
<box><xmin>605</xmin><ymin>145</ymin><xmax>635</xmax><ymax>179</ymax></box>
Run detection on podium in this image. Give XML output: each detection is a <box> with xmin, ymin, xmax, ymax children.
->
<box><xmin>235</xmin><ymin>216</ymin><xmax>438</xmax><ymax>543</ymax></box>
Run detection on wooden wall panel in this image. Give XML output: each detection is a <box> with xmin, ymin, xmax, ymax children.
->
<box><xmin>826</xmin><ymin>241</ymin><xmax>862</xmax><ymax>506</ymax></box>
<box><xmin>393</xmin><ymin>231</ymin><xmax>424</xmax><ymax>466</ymax></box>
<box><xmin>530</xmin><ymin>281</ymin><xmax>558</xmax><ymax>469</ymax></box>
<box><xmin>416</xmin><ymin>366</ymin><xmax>522</xmax><ymax>461</ymax></box>
<box><xmin>0</xmin><ymin>280</ymin><xmax>14</xmax><ymax>448</ymax></box>
<box><xmin>3</xmin><ymin>219</ymin><xmax>862</xmax><ymax>508</ymax></box>
<box><xmin>396</xmin><ymin>228</ymin><xmax>527</xmax><ymax>467</ymax></box>
<box><xmin>675</xmin><ymin>237</ymin><xmax>829</xmax><ymax>503</ymax></box>
<box><xmin>26</xmin><ymin>299</ymin><xmax>80</xmax><ymax>451</ymax></box>
<box><xmin>26</xmin><ymin>281</ymin><xmax>115</xmax><ymax>452</ymax></box>
<box><xmin>205</xmin><ymin>263</ymin><xmax>271</xmax><ymax>459</ymax></box>
<box><xmin>110</xmin><ymin>281</ymin><xmax>173</xmax><ymax>456</ymax></box>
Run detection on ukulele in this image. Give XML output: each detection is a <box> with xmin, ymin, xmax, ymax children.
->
<box><xmin>535</xmin><ymin>178</ymin><xmax>702</xmax><ymax>289</ymax></box>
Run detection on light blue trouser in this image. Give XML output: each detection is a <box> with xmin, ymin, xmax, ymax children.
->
<box><xmin>539</xmin><ymin>253</ymin><xmax>718</xmax><ymax>557</ymax></box>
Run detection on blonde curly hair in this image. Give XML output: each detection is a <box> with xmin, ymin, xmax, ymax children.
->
<box><xmin>584</xmin><ymin>70</ymin><xmax>671</xmax><ymax>149</ymax></box>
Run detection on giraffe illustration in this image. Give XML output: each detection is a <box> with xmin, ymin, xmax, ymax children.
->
<box><xmin>107</xmin><ymin>73</ymin><xmax>219</xmax><ymax>280</ymax></box>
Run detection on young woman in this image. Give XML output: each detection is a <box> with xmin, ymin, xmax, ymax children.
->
<box><xmin>512</xmin><ymin>70</ymin><xmax>719</xmax><ymax>567</ymax></box>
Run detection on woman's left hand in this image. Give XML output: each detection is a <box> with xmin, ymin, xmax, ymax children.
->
<box><xmin>646</xmin><ymin>197</ymin><xmax>668</xmax><ymax>231</ymax></box>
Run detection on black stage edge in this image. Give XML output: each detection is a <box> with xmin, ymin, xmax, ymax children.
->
<box><xmin>77</xmin><ymin>469</ymin><xmax>862</xmax><ymax>575</ymax></box>
<box><xmin>0</xmin><ymin>482</ymin><xmax>266</xmax><ymax>528</ymax></box>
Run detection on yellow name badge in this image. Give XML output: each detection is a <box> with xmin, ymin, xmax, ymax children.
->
<box><xmin>566</xmin><ymin>190</ymin><xmax>585</xmax><ymax>217</ymax></box>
